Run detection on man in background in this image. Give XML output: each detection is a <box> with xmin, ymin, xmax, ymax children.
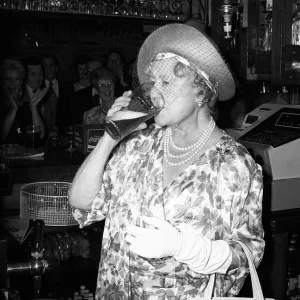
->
<box><xmin>41</xmin><ymin>53</ymin><xmax>74</xmax><ymax>135</ymax></box>
<box><xmin>73</xmin><ymin>54</ymin><xmax>91</xmax><ymax>92</ymax></box>
<box><xmin>106</xmin><ymin>52</ymin><xmax>130</xmax><ymax>97</ymax></box>
<box><xmin>85</xmin><ymin>59</ymin><xmax>103</xmax><ymax>84</ymax></box>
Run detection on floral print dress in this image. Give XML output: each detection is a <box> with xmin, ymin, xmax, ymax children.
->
<box><xmin>72</xmin><ymin>125</ymin><xmax>265</xmax><ymax>300</ymax></box>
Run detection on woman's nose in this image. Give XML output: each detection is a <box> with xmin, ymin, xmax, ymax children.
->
<box><xmin>103</xmin><ymin>85</ymin><xmax>109</xmax><ymax>92</ymax></box>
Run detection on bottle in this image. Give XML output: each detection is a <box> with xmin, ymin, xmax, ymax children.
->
<box><xmin>73</xmin><ymin>291</ymin><xmax>80</xmax><ymax>300</ymax></box>
<box><xmin>70</xmin><ymin>232</ymin><xmax>80</xmax><ymax>257</ymax></box>
<box><xmin>292</xmin><ymin>1</ymin><xmax>300</xmax><ymax>45</ymax></box>
<box><xmin>79</xmin><ymin>231</ymin><xmax>91</xmax><ymax>258</ymax></box>
<box><xmin>286</xmin><ymin>234</ymin><xmax>298</xmax><ymax>299</ymax></box>
<box><xmin>276</xmin><ymin>86</ymin><xmax>290</xmax><ymax>104</ymax></box>
<box><xmin>80</xmin><ymin>285</ymin><xmax>86</xmax><ymax>298</ymax></box>
<box><xmin>1</xmin><ymin>278</ymin><xmax>20</xmax><ymax>300</ymax></box>
<box><xmin>52</xmin><ymin>234</ymin><xmax>63</xmax><ymax>262</ymax></box>
<box><xmin>88</xmin><ymin>292</ymin><xmax>94</xmax><ymax>300</ymax></box>
<box><xmin>63</xmin><ymin>232</ymin><xmax>72</xmax><ymax>260</ymax></box>
<box><xmin>43</xmin><ymin>234</ymin><xmax>53</xmax><ymax>259</ymax></box>
<box><xmin>297</xmin><ymin>275</ymin><xmax>300</xmax><ymax>296</ymax></box>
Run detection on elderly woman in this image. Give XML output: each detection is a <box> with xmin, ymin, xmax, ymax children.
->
<box><xmin>83</xmin><ymin>67</ymin><xmax>116</xmax><ymax>125</ymax></box>
<box><xmin>69</xmin><ymin>24</ymin><xmax>264</xmax><ymax>299</ymax></box>
<box><xmin>0</xmin><ymin>59</ymin><xmax>45</xmax><ymax>143</ymax></box>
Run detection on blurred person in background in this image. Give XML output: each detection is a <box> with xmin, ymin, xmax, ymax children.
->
<box><xmin>83</xmin><ymin>67</ymin><xmax>116</xmax><ymax>124</ymax></box>
<box><xmin>1</xmin><ymin>58</ymin><xmax>45</xmax><ymax>143</ymax></box>
<box><xmin>106</xmin><ymin>51</ymin><xmax>130</xmax><ymax>97</ymax></box>
<box><xmin>85</xmin><ymin>59</ymin><xmax>103</xmax><ymax>84</ymax></box>
<box><xmin>72</xmin><ymin>67</ymin><xmax>115</xmax><ymax>125</ymax></box>
<box><xmin>73</xmin><ymin>54</ymin><xmax>91</xmax><ymax>92</ymax></box>
<box><xmin>41</xmin><ymin>53</ymin><xmax>74</xmax><ymax>135</ymax></box>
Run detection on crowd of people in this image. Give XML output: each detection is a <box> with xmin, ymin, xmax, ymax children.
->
<box><xmin>0</xmin><ymin>51</ymin><xmax>135</xmax><ymax>144</ymax></box>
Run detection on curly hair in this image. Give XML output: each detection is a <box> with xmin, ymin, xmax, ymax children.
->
<box><xmin>1</xmin><ymin>58</ymin><xmax>25</xmax><ymax>80</ymax></box>
<box><xmin>91</xmin><ymin>67</ymin><xmax>117</xmax><ymax>84</ymax></box>
<box><xmin>173</xmin><ymin>61</ymin><xmax>219</xmax><ymax>119</ymax></box>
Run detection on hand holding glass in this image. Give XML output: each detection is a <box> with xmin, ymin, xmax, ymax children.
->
<box><xmin>105</xmin><ymin>83</ymin><xmax>164</xmax><ymax>140</ymax></box>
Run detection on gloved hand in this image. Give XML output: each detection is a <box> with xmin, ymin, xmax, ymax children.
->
<box><xmin>126</xmin><ymin>216</ymin><xmax>232</xmax><ymax>274</ymax></box>
<box><xmin>125</xmin><ymin>216</ymin><xmax>182</xmax><ymax>258</ymax></box>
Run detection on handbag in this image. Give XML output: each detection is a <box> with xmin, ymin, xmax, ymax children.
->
<box><xmin>195</xmin><ymin>241</ymin><xmax>274</xmax><ymax>300</ymax></box>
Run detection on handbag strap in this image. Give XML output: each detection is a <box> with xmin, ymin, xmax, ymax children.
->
<box><xmin>203</xmin><ymin>241</ymin><xmax>264</xmax><ymax>300</ymax></box>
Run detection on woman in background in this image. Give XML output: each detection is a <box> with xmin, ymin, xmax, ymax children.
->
<box><xmin>1</xmin><ymin>59</ymin><xmax>45</xmax><ymax>143</ymax></box>
<box><xmin>83</xmin><ymin>67</ymin><xmax>116</xmax><ymax>125</ymax></box>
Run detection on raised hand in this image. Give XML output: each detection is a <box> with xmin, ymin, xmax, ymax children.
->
<box><xmin>29</xmin><ymin>87</ymin><xmax>48</xmax><ymax>108</ymax></box>
<box><xmin>3</xmin><ymin>84</ymin><xmax>19</xmax><ymax>110</ymax></box>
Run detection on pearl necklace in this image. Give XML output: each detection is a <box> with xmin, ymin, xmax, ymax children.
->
<box><xmin>164</xmin><ymin>117</ymin><xmax>216</xmax><ymax>167</ymax></box>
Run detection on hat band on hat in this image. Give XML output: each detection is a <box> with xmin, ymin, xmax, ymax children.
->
<box><xmin>147</xmin><ymin>52</ymin><xmax>218</xmax><ymax>99</ymax></box>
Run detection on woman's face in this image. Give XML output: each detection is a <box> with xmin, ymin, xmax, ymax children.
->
<box><xmin>149</xmin><ymin>58</ymin><xmax>198</xmax><ymax>128</ymax></box>
<box><xmin>77</xmin><ymin>64</ymin><xmax>87</xmax><ymax>81</ymax></box>
<box><xmin>4</xmin><ymin>68</ymin><xmax>22</xmax><ymax>98</ymax></box>
<box><xmin>96</xmin><ymin>79</ymin><xmax>115</xmax><ymax>110</ymax></box>
<box><xmin>107</xmin><ymin>53</ymin><xmax>122</xmax><ymax>73</ymax></box>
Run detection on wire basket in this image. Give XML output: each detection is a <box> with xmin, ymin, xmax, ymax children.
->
<box><xmin>20</xmin><ymin>182</ymin><xmax>78</xmax><ymax>227</ymax></box>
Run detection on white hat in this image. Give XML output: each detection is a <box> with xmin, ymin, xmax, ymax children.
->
<box><xmin>137</xmin><ymin>23</ymin><xmax>236</xmax><ymax>101</ymax></box>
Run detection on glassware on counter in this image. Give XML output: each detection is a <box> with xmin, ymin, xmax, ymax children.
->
<box><xmin>0</xmin><ymin>0</ymin><xmax>187</xmax><ymax>21</ymax></box>
<box><xmin>25</xmin><ymin>125</ymin><xmax>42</xmax><ymax>150</ymax></box>
<box><xmin>148</xmin><ymin>0</ymin><xmax>160</xmax><ymax>18</ymax></box>
<box><xmin>172</xmin><ymin>0</ymin><xmax>184</xmax><ymax>21</ymax></box>
<box><xmin>161</xmin><ymin>0</ymin><xmax>172</xmax><ymax>19</ymax></box>
<box><xmin>130</xmin><ymin>0</ymin><xmax>140</xmax><ymax>17</ymax></box>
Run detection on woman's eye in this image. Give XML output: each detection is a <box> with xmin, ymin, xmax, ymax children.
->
<box><xmin>150</xmin><ymin>81</ymin><xmax>155</xmax><ymax>86</ymax></box>
<box><xmin>162</xmin><ymin>81</ymin><xmax>169</xmax><ymax>85</ymax></box>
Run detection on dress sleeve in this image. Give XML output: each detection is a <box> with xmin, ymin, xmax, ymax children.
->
<box><xmin>213</xmin><ymin>145</ymin><xmax>265</xmax><ymax>296</ymax></box>
<box><xmin>72</xmin><ymin>142</ymin><xmax>126</xmax><ymax>228</ymax></box>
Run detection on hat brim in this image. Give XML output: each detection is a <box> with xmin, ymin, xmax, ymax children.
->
<box><xmin>137</xmin><ymin>24</ymin><xmax>236</xmax><ymax>101</ymax></box>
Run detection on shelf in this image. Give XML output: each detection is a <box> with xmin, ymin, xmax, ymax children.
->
<box><xmin>0</xmin><ymin>7</ymin><xmax>189</xmax><ymax>23</ymax></box>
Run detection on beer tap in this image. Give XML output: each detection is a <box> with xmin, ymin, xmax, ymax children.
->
<box><xmin>7</xmin><ymin>219</ymin><xmax>59</xmax><ymax>299</ymax></box>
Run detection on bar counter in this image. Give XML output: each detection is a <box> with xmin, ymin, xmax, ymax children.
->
<box><xmin>0</xmin><ymin>146</ymin><xmax>105</xmax><ymax>299</ymax></box>
<box><xmin>1</xmin><ymin>146</ymin><xmax>85</xmax><ymax>213</ymax></box>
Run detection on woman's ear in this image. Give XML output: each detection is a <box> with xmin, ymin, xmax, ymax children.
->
<box><xmin>193</xmin><ymin>84</ymin><xmax>202</xmax><ymax>98</ymax></box>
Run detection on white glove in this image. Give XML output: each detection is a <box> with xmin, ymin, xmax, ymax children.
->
<box><xmin>126</xmin><ymin>216</ymin><xmax>182</xmax><ymax>258</ymax></box>
<box><xmin>126</xmin><ymin>216</ymin><xmax>232</xmax><ymax>274</ymax></box>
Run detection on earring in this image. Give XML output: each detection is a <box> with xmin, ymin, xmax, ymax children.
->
<box><xmin>196</xmin><ymin>100</ymin><xmax>203</xmax><ymax>107</ymax></box>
